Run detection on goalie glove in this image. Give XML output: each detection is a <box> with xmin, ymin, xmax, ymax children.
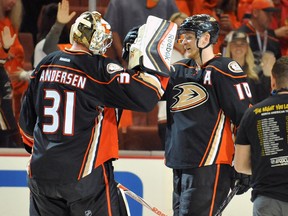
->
<box><xmin>129</xmin><ymin>16</ymin><xmax>177</xmax><ymax>77</ymax></box>
<box><xmin>122</xmin><ymin>25</ymin><xmax>140</xmax><ymax>62</ymax></box>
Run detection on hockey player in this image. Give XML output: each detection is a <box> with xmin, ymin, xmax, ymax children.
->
<box><xmin>19</xmin><ymin>11</ymin><xmax>170</xmax><ymax>216</ymax></box>
<box><xmin>164</xmin><ymin>14</ymin><xmax>252</xmax><ymax>216</ymax></box>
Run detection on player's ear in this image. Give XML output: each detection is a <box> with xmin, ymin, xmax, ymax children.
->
<box><xmin>198</xmin><ymin>32</ymin><xmax>210</xmax><ymax>48</ymax></box>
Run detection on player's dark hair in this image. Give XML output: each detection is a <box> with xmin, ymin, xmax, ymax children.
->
<box><xmin>272</xmin><ymin>56</ymin><xmax>288</xmax><ymax>88</ymax></box>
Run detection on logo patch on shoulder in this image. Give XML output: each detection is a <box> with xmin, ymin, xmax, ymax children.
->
<box><xmin>228</xmin><ymin>61</ymin><xmax>243</xmax><ymax>73</ymax></box>
<box><xmin>107</xmin><ymin>63</ymin><xmax>124</xmax><ymax>74</ymax></box>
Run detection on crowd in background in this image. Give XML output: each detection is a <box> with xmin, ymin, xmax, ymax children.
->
<box><xmin>1</xmin><ymin>0</ymin><xmax>288</xmax><ymax>148</ymax></box>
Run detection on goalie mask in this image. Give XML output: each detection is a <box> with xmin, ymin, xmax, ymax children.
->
<box><xmin>178</xmin><ymin>14</ymin><xmax>219</xmax><ymax>47</ymax></box>
<box><xmin>70</xmin><ymin>11</ymin><xmax>112</xmax><ymax>55</ymax></box>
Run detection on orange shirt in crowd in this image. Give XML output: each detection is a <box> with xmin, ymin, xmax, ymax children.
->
<box><xmin>271</xmin><ymin>0</ymin><xmax>288</xmax><ymax>55</ymax></box>
<box><xmin>0</xmin><ymin>17</ymin><xmax>27</xmax><ymax>122</ymax></box>
<box><xmin>175</xmin><ymin>0</ymin><xmax>192</xmax><ymax>16</ymax></box>
<box><xmin>237</xmin><ymin>0</ymin><xmax>253</xmax><ymax>22</ymax></box>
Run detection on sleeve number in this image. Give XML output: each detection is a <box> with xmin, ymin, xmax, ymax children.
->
<box><xmin>43</xmin><ymin>89</ymin><xmax>75</xmax><ymax>135</ymax></box>
<box><xmin>235</xmin><ymin>83</ymin><xmax>252</xmax><ymax>100</ymax></box>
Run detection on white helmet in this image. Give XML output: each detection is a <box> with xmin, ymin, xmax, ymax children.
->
<box><xmin>70</xmin><ymin>11</ymin><xmax>112</xmax><ymax>55</ymax></box>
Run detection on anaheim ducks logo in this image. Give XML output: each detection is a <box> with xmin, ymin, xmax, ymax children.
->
<box><xmin>107</xmin><ymin>63</ymin><xmax>124</xmax><ymax>74</ymax></box>
<box><xmin>171</xmin><ymin>82</ymin><xmax>209</xmax><ymax>112</ymax></box>
<box><xmin>228</xmin><ymin>61</ymin><xmax>243</xmax><ymax>73</ymax></box>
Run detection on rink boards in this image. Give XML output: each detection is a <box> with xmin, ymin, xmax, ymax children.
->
<box><xmin>0</xmin><ymin>148</ymin><xmax>252</xmax><ymax>216</ymax></box>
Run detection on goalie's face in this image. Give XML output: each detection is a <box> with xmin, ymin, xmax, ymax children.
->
<box><xmin>179</xmin><ymin>32</ymin><xmax>200</xmax><ymax>60</ymax></box>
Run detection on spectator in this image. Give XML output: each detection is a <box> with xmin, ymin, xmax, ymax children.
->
<box><xmin>11</xmin><ymin>0</ymin><xmax>75</xmax><ymax>81</ymax></box>
<box><xmin>34</xmin><ymin>0</ymin><xmax>75</xmax><ymax>67</ymax></box>
<box><xmin>237</xmin><ymin>0</ymin><xmax>288</xmax><ymax>55</ymax></box>
<box><xmin>234</xmin><ymin>56</ymin><xmax>288</xmax><ymax>216</ymax></box>
<box><xmin>237</xmin><ymin>0</ymin><xmax>253</xmax><ymax>23</ymax></box>
<box><xmin>191</xmin><ymin>0</ymin><xmax>241</xmax><ymax>53</ymax></box>
<box><xmin>216</xmin><ymin>0</ymin><xmax>242</xmax><ymax>53</ymax></box>
<box><xmin>1</xmin><ymin>0</ymin><xmax>26</xmax><ymax>136</ymax></box>
<box><xmin>20</xmin><ymin>0</ymin><xmax>59</xmax><ymax>45</ymax></box>
<box><xmin>174</xmin><ymin>0</ymin><xmax>193</xmax><ymax>16</ymax></box>
<box><xmin>223</xmin><ymin>31</ymin><xmax>263</xmax><ymax>103</ymax></box>
<box><xmin>0</xmin><ymin>26</ymin><xmax>19</xmax><ymax>147</ymax></box>
<box><xmin>271</xmin><ymin>0</ymin><xmax>288</xmax><ymax>56</ymax></box>
<box><xmin>164</xmin><ymin>14</ymin><xmax>252</xmax><ymax>216</ymax></box>
<box><xmin>224</xmin><ymin>31</ymin><xmax>258</xmax><ymax>81</ymax></box>
<box><xmin>238</xmin><ymin>0</ymin><xmax>281</xmax><ymax>104</ymax></box>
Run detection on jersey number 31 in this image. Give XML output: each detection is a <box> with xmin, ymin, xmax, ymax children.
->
<box><xmin>43</xmin><ymin>89</ymin><xmax>75</xmax><ymax>135</ymax></box>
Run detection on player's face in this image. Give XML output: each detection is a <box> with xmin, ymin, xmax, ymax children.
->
<box><xmin>229</xmin><ymin>39</ymin><xmax>248</xmax><ymax>61</ymax></box>
<box><xmin>180</xmin><ymin>32</ymin><xmax>200</xmax><ymax>60</ymax></box>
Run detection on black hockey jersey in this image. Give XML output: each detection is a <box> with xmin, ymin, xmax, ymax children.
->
<box><xmin>19</xmin><ymin>49</ymin><xmax>168</xmax><ymax>184</ymax></box>
<box><xmin>165</xmin><ymin>56</ymin><xmax>252</xmax><ymax>169</ymax></box>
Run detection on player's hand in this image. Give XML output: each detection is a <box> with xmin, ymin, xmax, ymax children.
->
<box><xmin>1</xmin><ymin>26</ymin><xmax>16</xmax><ymax>50</ymax></box>
<box><xmin>231</xmin><ymin>169</ymin><xmax>251</xmax><ymax>195</ymax></box>
<box><xmin>57</xmin><ymin>0</ymin><xmax>76</xmax><ymax>24</ymax></box>
<box><xmin>122</xmin><ymin>25</ymin><xmax>140</xmax><ymax>61</ymax></box>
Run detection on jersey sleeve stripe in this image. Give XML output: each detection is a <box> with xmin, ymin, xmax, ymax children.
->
<box><xmin>19</xmin><ymin>127</ymin><xmax>34</xmax><ymax>147</ymax></box>
<box><xmin>207</xmin><ymin>65</ymin><xmax>247</xmax><ymax>79</ymax></box>
<box><xmin>172</xmin><ymin>62</ymin><xmax>196</xmax><ymax>69</ymax></box>
<box><xmin>134</xmin><ymin>72</ymin><xmax>165</xmax><ymax>98</ymax></box>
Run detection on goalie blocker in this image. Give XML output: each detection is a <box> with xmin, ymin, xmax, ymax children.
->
<box><xmin>128</xmin><ymin>16</ymin><xmax>177</xmax><ymax>77</ymax></box>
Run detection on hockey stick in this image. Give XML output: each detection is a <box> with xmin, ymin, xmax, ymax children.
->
<box><xmin>214</xmin><ymin>180</ymin><xmax>241</xmax><ymax>216</ymax></box>
<box><xmin>117</xmin><ymin>183</ymin><xmax>170</xmax><ymax>216</ymax></box>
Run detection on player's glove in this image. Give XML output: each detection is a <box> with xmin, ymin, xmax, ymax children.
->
<box><xmin>122</xmin><ymin>25</ymin><xmax>140</xmax><ymax>62</ymax></box>
<box><xmin>231</xmin><ymin>168</ymin><xmax>251</xmax><ymax>195</ymax></box>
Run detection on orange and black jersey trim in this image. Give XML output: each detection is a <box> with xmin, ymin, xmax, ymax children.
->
<box><xmin>19</xmin><ymin>49</ymin><xmax>168</xmax><ymax>184</ymax></box>
<box><xmin>165</xmin><ymin>56</ymin><xmax>252</xmax><ymax>169</ymax></box>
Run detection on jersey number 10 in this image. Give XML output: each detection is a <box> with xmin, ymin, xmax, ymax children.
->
<box><xmin>235</xmin><ymin>83</ymin><xmax>252</xmax><ymax>100</ymax></box>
